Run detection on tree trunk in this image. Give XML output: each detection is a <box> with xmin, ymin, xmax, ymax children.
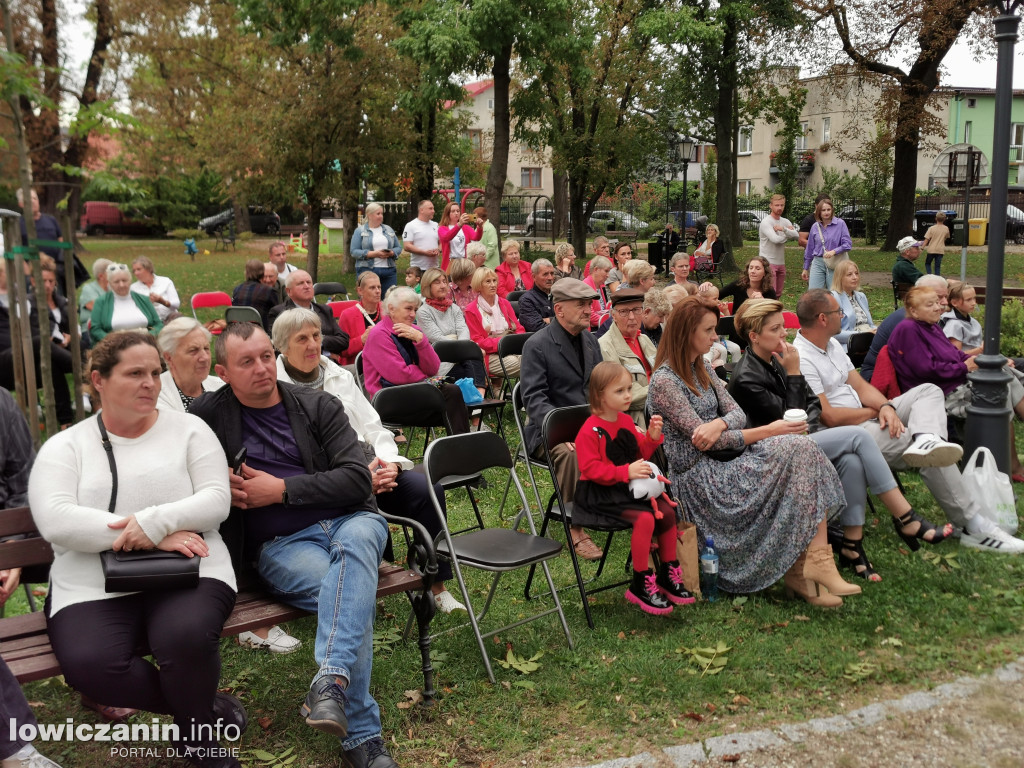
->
<box><xmin>306</xmin><ymin>201</ymin><xmax>321</xmax><ymax>282</ymax></box>
<box><xmin>234</xmin><ymin>199</ymin><xmax>251</xmax><ymax>233</ymax></box>
<box><xmin>568</xmin><ymin>175</ymin><xmax>588</xmax><ymax>257</ymax></box>
<box><xmin>485</xmin><ymin>44</ymin><xmax>513</xmax><ymax>237</ymax></box>
<box><xmin>340</xmin><ymin>159</ymin><xmax>361</xmax><ymax>274</ymax></box>
<box><xmin>412</xmin><ymin>107</ymin><xmax>437</xmax><ymax>205</ymax></box>
<box><xmin>714</xmin><ymin>85</ymin><xmax>739</xmax><ymax>271</ymax></box>
<box><xmin>553</xmin><ymin>170</ymin><xmax>569</xmax><ymax>240</ymax></box>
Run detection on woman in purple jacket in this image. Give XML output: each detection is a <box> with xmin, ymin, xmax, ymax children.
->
<box><xmin>801</xmin><ymin>199</ymin><xmax>852</xmax><ymax>291</ymax></box>
<box><xmin>362</xmin><ymin>286</ymin><xmax>470</xmax><ymax>433</ymax></box>
<box><xmin>888</xmin><ymin>286</ymin><xmax>1024</xmax><ymax>479</ymax></box>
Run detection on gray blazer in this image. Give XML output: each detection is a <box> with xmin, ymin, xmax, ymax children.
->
<box><xmin>520</xmin><ymin>319</ymin><xmax>602</xmax><ymax>454</ymax></box>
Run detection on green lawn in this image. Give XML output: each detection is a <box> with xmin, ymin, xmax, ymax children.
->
<box><xmin>13</xmin><ymin>235</ymin><xmax>1024</xmax><ymax>767</ymax></box>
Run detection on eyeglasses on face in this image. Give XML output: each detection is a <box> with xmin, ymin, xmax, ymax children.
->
<box><xmin>614</xmin><ymin>306</ymin><xmax>644</xmax><ymax>316</ymax></box>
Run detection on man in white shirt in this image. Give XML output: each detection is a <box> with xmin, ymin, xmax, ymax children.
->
<box><xmin>269</xmin><ymin>241</ymin><xmax>297</xmax><ymax>290</ymax></box>
<box><xmin>759</xmin><ymin>193</ymin><xmax>798</xmax><ymax>296</ymax></box>
<box><xmin>793</xmin><ymin>289</ymin><xmax>1024</xmax><ymax>554</ymax></box>
<box><xmin>401</xmin><ymin>200</ymin><xmax>440</xmax><ymax>272</ymax></box>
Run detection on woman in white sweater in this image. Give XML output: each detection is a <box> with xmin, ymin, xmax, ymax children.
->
<box><xmin>28</xmin><ymin>331</ymin><xmax>244</xmax><ymax>767</ymax></box>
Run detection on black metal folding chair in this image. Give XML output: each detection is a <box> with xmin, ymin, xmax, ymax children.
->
<box><xmin>847</xmin><ymin>331</ymin><xmax>875</xmax><ymax>369</ymax></box>
<box><xmin>498</xmin><ymin>382</ymin><xmax>551</xmax><ymax>522</ymax></box>
<box><xmin>693</xmin><ymin>250</ymin><xmax>728</xmax><ymax>287</ymax></box>
<box><xmin>372</xmin><ymin>382</ymin><xmax>486</xmax><ymax>534</ymax></box>
<box><xmin>433</xmin><ymin>340</ymin><xmax>507</xmax><ymax>440</ymax></box>
<box><xmin>522</xmin><ymin>404</ymin><xmax>631</xmax><ymax>629</ymax></box>
<box><xmin>506</xmin><ymin>290</ymin><xmax>527</xmax><ymax>303</ymax></box>
<box><xmin>424</xmin><ymin>432</ymin><xmax>573</xmax><ymax>682</ymax></box>
<box><xmin>313</xmin><ymin>281</ymin><xmax>348</xmax><ymax>302</ymax></box>
<box><xmin>224</xmin><ymin>305</ymin><xmax>262</xmax><ymax>325</ymax></box>
<box><xmin>495</xmin><ymin>332</ymin><xmax>533</xmax><ymax>403</ymax></box>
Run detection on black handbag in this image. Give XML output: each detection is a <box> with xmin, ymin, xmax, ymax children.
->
<box><xmin>96</xmin><ymin>415</ymin><xmax>201</xmax><ymax>592</ymax></box>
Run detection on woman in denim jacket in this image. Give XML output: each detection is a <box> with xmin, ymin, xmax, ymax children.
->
<box><xmin>351</xmin><ymin>202</ymin><xmax>403</xmax><ymax>294</ymax></box>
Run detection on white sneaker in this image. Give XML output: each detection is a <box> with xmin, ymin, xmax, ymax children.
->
<box><xmin>434</xmin><ymin>590</ymin><xmax>467</xmax><ymax>614</ymax></box>
<box><xmin>901</xmin><ymin>433</ymin><xmax>963</xmax><ymax>468</ymax></box>
<box><xmin>2</xmin><ymin>744</ymin><xmax>62</xmax><ymax>768</ymax></box>
<box><xmin>961</xmin><ymin>527</ymin><xmax>1024</xmax><ymax>554</ymax></box>
<box><xmin>237</xmin><ymin>625</ymin><xmax>302</xmax><ymax>654</ymax></box>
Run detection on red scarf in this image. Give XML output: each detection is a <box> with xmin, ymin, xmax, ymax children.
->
<box><xmin>425</xmin><ymin>296</ymin><xmax>453</xmax><ymax>313</ymax></box>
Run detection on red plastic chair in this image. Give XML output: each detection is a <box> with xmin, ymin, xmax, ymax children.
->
<box><xmin>327</xmin><ymin>299</ymin><xmax>359</xmax><ymax>320</ymax></box>
<box><xmin>782</xmin><ymin>311</ymin><xmax>800</xmax><ymax>329</ymax></box>
<box><xmin>190</xmin><ymin>291</ymin><xmax>232</xmax><ymax>334</ymax></box>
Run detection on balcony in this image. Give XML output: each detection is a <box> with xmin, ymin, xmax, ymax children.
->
<box><xmin>769</xmin><ymin>148</ymin><xmax>816</xmax><ymax>175</ymax></box>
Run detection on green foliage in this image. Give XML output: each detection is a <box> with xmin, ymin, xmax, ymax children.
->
<box><xmin>676</xmin><ymin>640</ymin><xmax>732</xmax><ymax>677</ymax></box>
<box><xmin>857</xmin><ymin>126</ymin><xmax>895</xmax><ymax>245</ymax></box>
<box><xmin>984</xmin><ymin>300</ymin><xmax>1024</xmax><ymax>358</ymax></box>
<box><xmin>496</xmin><ymin>649</ymin><xmax>544</xmax><ymax>674</ymax></box>
<box><xmin>700</xmin><ymin>151</ymin><xmax>718</xmax><ymax>224</ymax></box>
<box><xmin>770</xmin><ymin>86</ymin><xmax>808</xmax><ymax>207</ymax></box>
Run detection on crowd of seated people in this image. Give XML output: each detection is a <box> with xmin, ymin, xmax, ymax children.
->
<box><xmin>13</xmin><ymin>201</ymin><xmax>1024</xmax><ymax>768</ymax></box>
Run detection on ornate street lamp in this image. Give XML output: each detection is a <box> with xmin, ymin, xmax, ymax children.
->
<box><xmin>963</xmin><ymin>0</ymin><xmax>1023</xmax><ymax>473</ymax></box>
<box><xmin>678</xmin><ymin>135</ymin><xmax>695</xmax><ymax>247</ymax></box>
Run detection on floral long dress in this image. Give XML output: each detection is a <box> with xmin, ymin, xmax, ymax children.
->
<box><xmin>648</xmin><ymin>361</ymin><xmax>844</xmax><ymax>594</ymax></box>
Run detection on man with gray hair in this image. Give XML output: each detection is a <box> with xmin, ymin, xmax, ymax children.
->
<box><xmin>266</xmin><ymin>269</ymin><xmax>350</xmax><ymax>359</ymax></box>
<box><xmin>518</xmin><ymin>258</ymin><xmax>556</xmax><ymax>331</ymax></box>
<box><xmin>860</xmin><ymin>274</ymin><xmax>949</xmax><ymax>383</ymax></box>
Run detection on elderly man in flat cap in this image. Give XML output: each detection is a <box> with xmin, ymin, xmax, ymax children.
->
<box><xmin>520</xmin><ymin>278</ymin><xmax>605</xmax><ymax>560</ymax></box>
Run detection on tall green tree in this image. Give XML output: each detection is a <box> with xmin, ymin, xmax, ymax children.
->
<box><xmin>799</xmin><ymin>0</ymin><xmax>989</xmax><ymax>250</ymax></box>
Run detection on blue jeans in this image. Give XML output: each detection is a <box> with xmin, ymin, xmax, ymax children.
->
<box><xmin>925</xmin><ymin>254</ymin><xmax>942</xmax><ymax>274</ymax></box>
<box><xmin>357</xmin><ymin>265</ymin><xmax>397</xmax><ymax>296</ymax></box>
<box><xmin>257</xmin><ymin>511</ymin><xmax>388</xmax><ymax>750</ymax></box>
<box><xmin>807</xmin><ymin>257</ymin><xmax>833</xmax><ymax>291</ymax></box>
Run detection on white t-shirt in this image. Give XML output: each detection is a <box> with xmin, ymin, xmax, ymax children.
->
<box><xmin>370</xmin><ymin>226</ymin><xmax>390</xmax><ymax>268</ymax></box>
<box><xmin>449</xmin><ymin>228</ymin><xmax>467</xmax><ymax>261</ymax></box>
<box><xmin>402</xmin><ymin>217</ymin><xmax>440</xmax><ymax>271</ymax></box>
<box><xmin>111</xmin><ymin>292</ymin><xmax>149</xmax><ymax>331</ymax></box>
<box><xmin>793</xmin><ymin>331</ymin><xmax>863</xmax><ymax>409</ymax></box>
<box><xmin>276</xmin><ymin>261</ymin><xmax>298</xmax><ymax>287</ymax></box>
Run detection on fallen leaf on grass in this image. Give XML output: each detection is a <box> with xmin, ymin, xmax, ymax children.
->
<box><xmin>257</xmin><ymin>717</ymin><xmax>272</xmax><ymax>731</ymax></box>
<box><xmin>396</xmin><ymin>690</ymin><xmax>423</xmax><ymax>709</ymax></box>
<box><xmin>617</xmin><ymin>631</ymin><xmax>626</xmax><ymax>639</ymax></box>
<box><xmin>732</xmin><ymin>695</ymin><xmax>751</xmax><ymax>706</ymax></box>
<box><xmin>683</xmin><ymin>712</ymin><xmax>703</xmax><ymax>722</ymax></box>
<box><xmin>704</xmin><ymin>703</ymin><xmax>717</xmax><ymax>712</ymax></box>
<box><xmin>722</xmin><ymin>754</ymin><xmax>741</xmax><ymax>762</ymax></box>
<box><xmin>793</xmin><ymin>615</ymin><xmax>810</xmax><ymax>621</ymax></box>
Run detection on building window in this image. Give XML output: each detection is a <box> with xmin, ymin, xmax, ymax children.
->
<box><xmin>737</xmin><ymin>180</ymin><xmax>751</xmax><ymax>196</ymax></box>
<box><xmin>967</xmin><ymin>97</ymin><xmax>977</xmax><ymax>108</ymax></box>
<box><xmin>822</xmin><ymin>118</ymin><xmax>831</xmax><ymax>142</ymax></box>
<box><xmin>1012</xmin><ymin>123</ymin><xmax>1024</xmax><ymax>163</ymax></box>
<box><xmin>738</xmin><ymin>126</ymin><xmax>752</xmax><ymax>155</ymax></box>
<box><xmin>521</xmin><ymin>167</ymin><xmax>542</xmax><ymax>188</ymax></box>
<box><xmin>463</xmin><ymin>130</ymin><xmax>483</xmax><ymax>158</ymax></box>
<box><xmin>487</xmin><ymin>98</ymin><xmax>494</xmax><ymax>110</ymax></box>
<box><xmin>796</xmin><ymin>122</ymin><xmax>809</xmax><ymax>150</ymax></box>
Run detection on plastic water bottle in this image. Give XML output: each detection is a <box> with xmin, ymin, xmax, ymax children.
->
<box><xmin>700</xmin><ymin>536</ymin><xmax>719</xmax><ymax>602</ymax></box>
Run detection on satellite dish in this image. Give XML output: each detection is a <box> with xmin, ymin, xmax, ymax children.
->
<box><xmin>932</xmin><ymin>143</ymin><xmax>989</xmax><ymax>186</ymax></box>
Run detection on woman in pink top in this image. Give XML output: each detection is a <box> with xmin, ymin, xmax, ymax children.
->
<box><xmin>438</xmin><ymin>202</ymin><xmax>483</xmax><ymax>271</ymax></box>
<box><xmin>362</xmin><ymin>286</ymin><xmax>470</xmax><ymax>433</ymax></box>
<box><xmin>584</xmin><ymin>255</ymin><xmax>613</xmax><ymax>329</ymax></box>
<box><xmin>495</xmin><ymin>239</ymin><xmax>533</xmax><ymax>298</ymax></box>
<box><xmin>464</xmin><ymin>267</ymin><xmax>525</xmax><ymax>378</ymax></box>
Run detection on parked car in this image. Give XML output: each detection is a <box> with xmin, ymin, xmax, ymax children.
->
<box><xmin>991</xmin><ymin>205</ymin><xmax>1024</xmax><ymax>245</ymax></box>
<box><xmin>199</xmin><ymin>206</ymin><xmax>281</xmax><ymax>235</ymax></box>
<box><xmin>737</xmin><ymin>209</ymin><xmax>767</xmax><ymax>233</ymax></box>
<box><xmin>524</xmin><ymin>210</ymin><xmax>575</xmax><ymax>236</ymax></box>
<box><xmin>79</xmin><ymin>201</ymin><xmax>162</xmax><ymax>237</ymax></box>
<box><xmin>836</xmin><ymin>205</ymin><xmax>890</xmax><ymax>238</ymax></box>
<box><xmin>588</xmin><ymin>210</ymin><xmax>648</xmax><ymax>232</ymax></box>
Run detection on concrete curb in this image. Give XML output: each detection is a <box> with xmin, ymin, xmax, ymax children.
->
<box><xmin>569</xmin><ymin>657</ymin><xmax>1023</xmax><ymax>767</ymax></box>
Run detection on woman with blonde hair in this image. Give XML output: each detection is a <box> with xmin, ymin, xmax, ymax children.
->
<box><xmin>463</xmin><ymin>267</ymin><xmax>524</xmax><ymax>378</ymax></box>
<box><xmin>622</xmin><ymin>259</ymin><xmax>656</xmax><ymax>293</ymax></box>
<box><xmin>350</xmin><ymin>202</ymin><xmax>403</xmax><ymax>294</ymax></box>
<box><xmin>447</xmin><ymin>256</ymin><xmax>479</xmax><ymax>310</ymax></box>
<box><xmin>691</xmin><ymin>223</ymin><xmax>722</xmax><ymax>272</ymax></box>
<box><xmin>554</xmin><ymin>243</ymin><xmax>582</xmax><ymax>281</ymax></box>
<box><xmin>416</xmin><ymin>268</ymin><xmax>487</xmax><ymax>394</ymax></box>
<box><xmin>495</xmin><ymin>239</ymin><xmax>533</xmax><ymax>297</ymax></box>
<box><xmin>830</xmin><ymin>260</ymin><xmax>875</xmax><ymax>349</ymax></box>
<box><xmin>728</xmin><ymin>299</ymin><xmax>951</xmax><ymax>582</ymax></box>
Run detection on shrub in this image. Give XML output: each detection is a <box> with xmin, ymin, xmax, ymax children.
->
<box><xmin>169</xmin><ymin>229</ymin><xmax>208</xmax><ymax>241</ymax></box>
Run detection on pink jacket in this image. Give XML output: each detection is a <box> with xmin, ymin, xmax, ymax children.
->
<box><xmin>464</xmin><ymin>297</ymin><xmax>525</xmax><ymax>370</ymax></box>
<box><xmin>496</xmin><ymin>260</ymin><xmax>534</xmax><ymax>298</ymax></box>
<box><xmin>438</xmin><ymin>224</ymin><xmax>482</xmax><ymax>271</ymax></box>
<box><xmin>362</xmin><ymin>315</ymin><xmax>440</xmax><ymax>395</ymax></box>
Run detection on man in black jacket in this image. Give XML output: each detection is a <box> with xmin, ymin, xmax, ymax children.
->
<box><xmin>190</xmin><ymin>322</ymin><xmax>397</xmax><ymax>768</ymax></box>
<box><xmin>266</xmin><ymin>269</ymin><xmax>350</xmax><ymax>360</ymax></box>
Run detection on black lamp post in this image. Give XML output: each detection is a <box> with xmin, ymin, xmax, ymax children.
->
<box><xmin>963</xmin><ymin>0</ymin><xmax>1022</xmax><ymax>474</ymax></box>
<box><xmin>678</xmin><ymin>136</ymin><xmax>695</xmax><ymax>247</ymax></box>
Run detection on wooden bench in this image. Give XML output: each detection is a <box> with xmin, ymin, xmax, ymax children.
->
<box><xmin>973</xmin><ymin>286</ymin><xmax>1024</xmax><ymax>305</ymax></box>
<box><xmin>605</xmin><ymin>230</ymin><xmax>638</xmax><ymax>244</ymax></box>
<box><xmin>0</xmin><ymin>506</ymin><xmax>438</xmax><ymax>703</ymax></box>
<box><xmin>279</xmin><ymin>225</ymin><xmax>308</xmax><ymax>237</ymax></box>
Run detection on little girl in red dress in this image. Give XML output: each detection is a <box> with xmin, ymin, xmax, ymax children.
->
<box><xmin>575</xmin><ymin>361</ymin><xmax>694</xmax><ymax>615</ymax></box>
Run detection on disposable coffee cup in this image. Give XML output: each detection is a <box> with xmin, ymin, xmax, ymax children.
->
<box><xmin>783</xmin><ymin>408</ymin><xmax>808</xmax><ymax>433</ymax></box>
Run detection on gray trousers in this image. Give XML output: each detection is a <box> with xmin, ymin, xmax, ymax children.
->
<box><xmin>810</xmin><ymin>426</ymin><xmax>897</xmax><ymax>527</ymax></box>
<box><xmin>857</xmin><ymin>383</ymin><xmax>977</xmax><ymax>530</ymax></box>
<box><xmin>0</xmin><ymin>657</ymin><xmax>35</xmax><ymax>759</ymax></box>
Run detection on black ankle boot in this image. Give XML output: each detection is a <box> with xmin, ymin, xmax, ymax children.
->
<box><xmin>656</xmin><ymin>560</ymin><xmax>697</xmax><ymax>605</ymax></box>
<box><xmin>625</xmin><ymin>569</ymin><xmax>673</xmax><ymax>615</ymax></box>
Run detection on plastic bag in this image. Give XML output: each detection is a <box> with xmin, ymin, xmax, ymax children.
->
<box><xmin>961</xmin><ymin>447</ymin><xmax>1018</xmax><ymax>535</ymax></box>
<box><xmin>454</xmin><ymin>377</ymin><xmax>484</xmax><ymax>404</ymax></box>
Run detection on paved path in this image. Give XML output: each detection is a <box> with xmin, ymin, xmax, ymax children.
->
<box><xmin>570</xmin><ymin>658</ymin><xmax>1024</xmax><ymax>767</ymax></box>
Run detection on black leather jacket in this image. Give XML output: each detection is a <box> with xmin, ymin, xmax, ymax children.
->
<box><xmin>726</xmin><ymin>351</ymin><xmax>823</xmax><ymax>431</ymax></box>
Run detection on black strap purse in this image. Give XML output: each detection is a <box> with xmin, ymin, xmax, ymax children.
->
<box><xmin>97</xmin><ymin>415</ymin><xmax>201</xmax><ymax>592</ymax></box>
